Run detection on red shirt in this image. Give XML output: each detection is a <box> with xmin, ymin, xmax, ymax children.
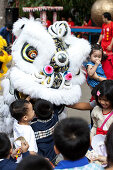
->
<box><xmin>101</xmin><ymin>21</ymin><xmax>113</xmax><ymax>42</ymax></box>
<box><xmin>46</xmin><ymin>20</ymin><xmax>52</xmax><ymax>28</ymax></box>
<box><xmin>68</xmin><ymin>21</ymin><xmax>75</xmax><ymax>27</ymax></box>
<box><xmin>87</xmin><ymin>19</ymin><xmax>92</xmax><ymax>26</ymax></box>
<box><xmin>101</xmin><ymin>21</ymin><xmax>113</xmax><ymax>52</ymax></box>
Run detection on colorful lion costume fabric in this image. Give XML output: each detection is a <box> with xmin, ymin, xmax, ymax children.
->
<box><xmin>0</xmin><ymin>36</ymin><xmax>12</xmax><ymax>78</ymax></box>
<box><xmin>0</xmin><ymin>18</ymin><xmax>91</xmax><ymax>134</ymax></box>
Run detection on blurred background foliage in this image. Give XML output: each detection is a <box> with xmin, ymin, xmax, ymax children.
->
<box><xmin>13</xmin><ymin>0</ymin><xmax>96</xmax><ymax>25</ymax></box>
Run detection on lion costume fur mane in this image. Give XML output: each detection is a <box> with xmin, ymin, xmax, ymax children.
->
<box><xmin>0</xmin><ymin>17</ymin><xmax>91</xmax><ymax>134</ymax></box>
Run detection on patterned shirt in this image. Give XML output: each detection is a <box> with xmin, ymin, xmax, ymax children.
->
<box><xmin>101</xmin><ymin>21</ymin><xmax>113</xmax><ymax>42</ymax></box>
<box><xmin>87</xmin><ymin>61</ymin><xmax>106</xmax><ymax>88</ymax></box>
<box><xmin>31</xmin><ymin>109</ymin><xmax>58</xmax><ymax>162</ymax></box>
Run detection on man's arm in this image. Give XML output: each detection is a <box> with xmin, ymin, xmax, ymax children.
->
<box><xmin>97</xmin><ymin>34</ymin><xmax>103</xmax><ymax>44</ymax></box>
<box><xmin>67</xmin><ymin>102</ymin><xmax>93</xmax><ymax>110</ymax></box>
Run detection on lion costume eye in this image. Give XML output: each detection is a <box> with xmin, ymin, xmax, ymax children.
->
<box><xmin>55</xmin><ymin>51</ymin><xmax>68</xmax><ymax>67</ymax></box>
<box><xmin>21</xmin><ymin>42</ymin><xmax>38</xmax><ymax>63</ymax></box>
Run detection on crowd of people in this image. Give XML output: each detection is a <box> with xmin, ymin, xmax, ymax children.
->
<box><xmin>0</xmin><ymin>10</ymin><xmax>113</xmax><ymax>170</ymax></box>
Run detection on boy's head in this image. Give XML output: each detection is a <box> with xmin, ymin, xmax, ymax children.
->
<box><xmin>6</xmin><ymin>24</ymin><xmax>12</xmax><ymax>31</ymax></box>
<box><xmin>16</xmin><ymin>155</ymin><xmax>53</xmax><ymax>170</ymax></box>
<box><xmin>10</xmin><ymin>99</ymin><xmax>35</xmax><ymax>122</ymax></box>
<box><xmin>34</xmin><ymin>99</ymin><xmax>54</xmax><ymax>120</ymax></box>
<box><xmin>0</xmin><ymin>133</ymin><xmax>12</xmax><ymax>159</ymax></box>
<box><xmin>53</xmin><ymin>117</ymin><xmax>90</xmax><ymax>161</ymax></box>
<box><xmin>102</xmin><ymin>12</ymin><xmax>111</xmax><ymax>21</ymax></box>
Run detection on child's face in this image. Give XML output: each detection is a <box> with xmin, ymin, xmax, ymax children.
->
<box><xmin>84</xmin><ymin>21</ymin><xmax>87</xmax><ymax>25</ymax></box>
<box><xmin>90</xmin><ymin>50</ymin><xmax>102</xmax><ymax>64</ymax></box>
<box><xmin>102</xmin><ymin>15</ymin><xmax>108</xmax><ymax>23</ymax></box>
<box><xmin>98</xmin><ymin>96</ymin><xmax>112</xmax><ymax>109</ymax></box>
<box><xmin>25</xmin><ymin>103</ymin><xmax>35</xmax><ymax>122</ymax></box>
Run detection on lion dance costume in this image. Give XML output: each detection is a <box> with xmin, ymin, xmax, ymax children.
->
<box><xmin>0</xmin><ymin>18</ymin><xmax>91</xmax><ymax>135</ymax></box>
<box><xmin>0</xmin><ymin>36</ymin><xmax>12</xmax><ymax>78</ymax></box>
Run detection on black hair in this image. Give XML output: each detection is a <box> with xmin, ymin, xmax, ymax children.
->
<box><xmin>0</xmin><ymin>133</ymin><xmax>11</xmax><ymax>159</ymax></box>
<box><xmin>103</xmin><ymin>12</ymin><xmax>111</xmax><ymax>21</ymax></box>
<box><xmin>90</xmin><ymin>43</ymin><xmax>107</xmax><ymax>61</ymax></box>
<box><xmin>16</xmin><ymin>155</ymin><xmax>53</xmax><ymax>170</ymax></box>
<box><xmin>53</xmin><ymin>117</ymin><xmax>90</xmax><ymax>161</ymax></box>
<box><xmin>6</xmin><ymin>24</ymin><xmax>12</xmax><ymax>30</ymax></box>
<box><xmin>83</xmin><ymin>16</ymin><xmax>89</xmax><ymax>24</ymax></box>
<box><xmin>10</xmin><ymin>99</ymin><xmax>30</xmax><ymax>121</ymax></box>
<box><xmin>67</xmin><ymin>16</ymin><xmax>74</xmax><ymax>21</ymax></box>
<box><xmin>91</xmin><ymin>80</ymin><xmax>113</xmax><ymax>108</ymax></box>
<box><xmin>105</xmin><ymin>123</ymin><xmax>113</xmax><ymax>167</ymax></box>
<box><xmin>34</xmin><ymin>99</ymin><xmax>54</xmax><ymax>120</ymax></box>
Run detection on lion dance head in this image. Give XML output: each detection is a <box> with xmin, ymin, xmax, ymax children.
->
<box><xmin>0</xmin><ymin>18</ymin><xmax>91</xmax><ymax>134</ymax></box>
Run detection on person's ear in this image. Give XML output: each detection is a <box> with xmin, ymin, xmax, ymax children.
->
<box><xmin>23</xmin><ymin>115</ymin><xmax>28</xmax><ymax>121</ymax></box>
<box><xmin>9</xmin><ymin>147</ymin><xmax>13</xmax><ymax>155</ymax></box>
<box><xmin>54</xmin><ymin>145</ymin><xmax>60</xmax><ymax>155</ymax></box>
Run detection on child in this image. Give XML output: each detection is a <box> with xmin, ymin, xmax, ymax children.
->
<box><xmin>10</xmin><ymin>99</ymin><xmax>38</xmax><ymax>155</ymax></box>
<box><xmin>31</xmin><ymin>99</ymin><xmax>58</xmax><ymax>164</ymax></box>
<box><xmin>53</xmin><ymin>117</ymin><xmax>103</xmax><ymax>170</ymax></box>
<box><xmin>16</xmin><ymin>155</ymin><xmax>53</xmax><ymax>170</ymax></box>
<box><xmin>0</xmin><ymin>132</ymin><xmax>29</xmax><ymax>170</ymax></box>
<box><xmin>87</xmin><ymin>44</ymin><xmax>107</xmax><ymax>88</ymax></box>
<box><xmin>90</xmin><ymin>80</ymin><xmax>113</xmax><ymax>138</ymax></box>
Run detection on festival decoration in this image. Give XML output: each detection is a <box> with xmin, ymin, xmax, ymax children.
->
<box><xmin>0</xmin><ymin>18</ymin><xmax>91</xmax><ymax>134</ymax></box>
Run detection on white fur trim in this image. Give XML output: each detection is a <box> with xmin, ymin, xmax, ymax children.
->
<box><xmin>10</xmin><ymin>67</ymin><xmax>81</xmax><ymax>105</ymax></box>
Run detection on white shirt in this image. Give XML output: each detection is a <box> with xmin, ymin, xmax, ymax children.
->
<box><xmin>13</xmin><ymin>120</ymin><xmax>38</xmax><ymax>153</ymax></box>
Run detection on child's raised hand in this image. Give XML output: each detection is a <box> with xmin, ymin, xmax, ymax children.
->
<box><xmin>95</xmin><ymin>59</ymin><xmax>101</xmax><ymax>66</ymax></box>
<box><xmin>11</xmin><ymin>147</ymin><xmax>22</xmax><ymax>159</ymax></box>
<box><xmin>21</xmin><ymin>140</ymin><xmax>29</xmax><ymax>153</ymax></box>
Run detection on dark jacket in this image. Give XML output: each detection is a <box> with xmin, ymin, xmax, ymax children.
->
<box><xmin>0</xmin><ymin>151</ymin><xmax>29</xmax><ymax>170</ymax></box>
